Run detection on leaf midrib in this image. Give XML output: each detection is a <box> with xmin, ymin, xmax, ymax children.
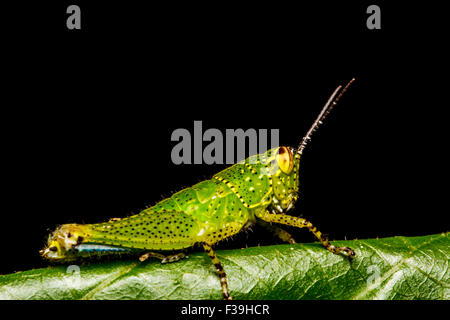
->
<box><xmin>352</xmin><ymin>234</ymin><xmax>444</xmax><ymax>300</ymax></box>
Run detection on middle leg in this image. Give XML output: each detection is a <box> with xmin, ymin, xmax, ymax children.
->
<box><xmin>258</xmin><ymin>220</ymin><xmax>296</xmax><ymax>244</ymax></box>
<box><xmin>202</xmin><ymin>242</ymin><xmax>232</xmax><ymax>300</ymax></box>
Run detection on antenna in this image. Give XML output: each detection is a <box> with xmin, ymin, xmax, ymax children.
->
<box><xmin>297</xmin><ymin>78</ymin><xmax>355</xmax><ymax>155</ymax></box>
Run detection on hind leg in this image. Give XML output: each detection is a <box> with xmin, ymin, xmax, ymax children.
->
<box><xmin>139</xmin><ymin>251</ymin><xmax>186</xmax><ymax>263</ymax></box>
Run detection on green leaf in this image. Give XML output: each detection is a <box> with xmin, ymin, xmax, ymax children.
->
<box><xmin>0</xmin><ymin>233</ymin><xmax>448</xmax><ymax>300</ymax></box>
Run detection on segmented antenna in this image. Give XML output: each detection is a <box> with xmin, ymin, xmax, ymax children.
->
<box><xmin>297</xmin><ymin>78</ymin><xmax>355</xmax><ymax>155</ymax></box>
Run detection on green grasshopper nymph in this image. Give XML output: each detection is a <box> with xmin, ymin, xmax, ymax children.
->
<box><xmin>41</xmin><ymin>79</ymin><xmax>356</xmax><ymax>300</ymax></box>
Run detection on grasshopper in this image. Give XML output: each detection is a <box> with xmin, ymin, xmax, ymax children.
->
<box><xmin>41</xmin><ymin>79</ymin><xmax>356</xmax><ymax>299</ymax></box>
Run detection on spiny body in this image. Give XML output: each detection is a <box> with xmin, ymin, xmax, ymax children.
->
<box><xmin>41</xmin><ymin>79</ymin><xmax>356</xmax><ymax>300</ymax></box>
<box><xmin>42</xmin><ymin>147</ymin><xmax>299</xmax><ymax>258</ymax></box>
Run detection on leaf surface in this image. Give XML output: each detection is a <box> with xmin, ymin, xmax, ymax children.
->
<box><xmin>0</xmin><ymin>233</ymin><xmax>448</xmax><ymax>300</ymax></box>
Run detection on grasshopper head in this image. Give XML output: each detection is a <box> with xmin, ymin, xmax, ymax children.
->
<box><xmin>40</xmin><ymin>224</ymin><xmax>87</xmax><ymax>261</ymax></box>
<box><xmin>270</xmin><ymin>79</ymin><xmax>355</xmax><ymax>213</ymax></box>
<box><xmin>268</xmin><ymin>146</ymin><xmax>300</xmax><ymax>213</ymax></box>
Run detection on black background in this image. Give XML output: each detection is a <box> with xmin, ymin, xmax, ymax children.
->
<box><xmin>2</xmin><ymin>0</ymin><xmax>448</xmax><ymax>288</ymax></box>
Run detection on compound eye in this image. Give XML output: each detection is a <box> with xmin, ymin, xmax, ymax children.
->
<box><xmin>276</xmin><ymin>147</ymin><xmax>293</xmax><ymax>174</ymax></box>
<box><xmin>49</xmin><ymin>246</ymin><xmax>58</xmax><ymax>252</ymax></box>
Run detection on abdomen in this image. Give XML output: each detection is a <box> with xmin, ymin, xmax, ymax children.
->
<box><xmin>81</xmin><ymin>179</ymin><xmax>251</xmax><ymax>250</ymax></box>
